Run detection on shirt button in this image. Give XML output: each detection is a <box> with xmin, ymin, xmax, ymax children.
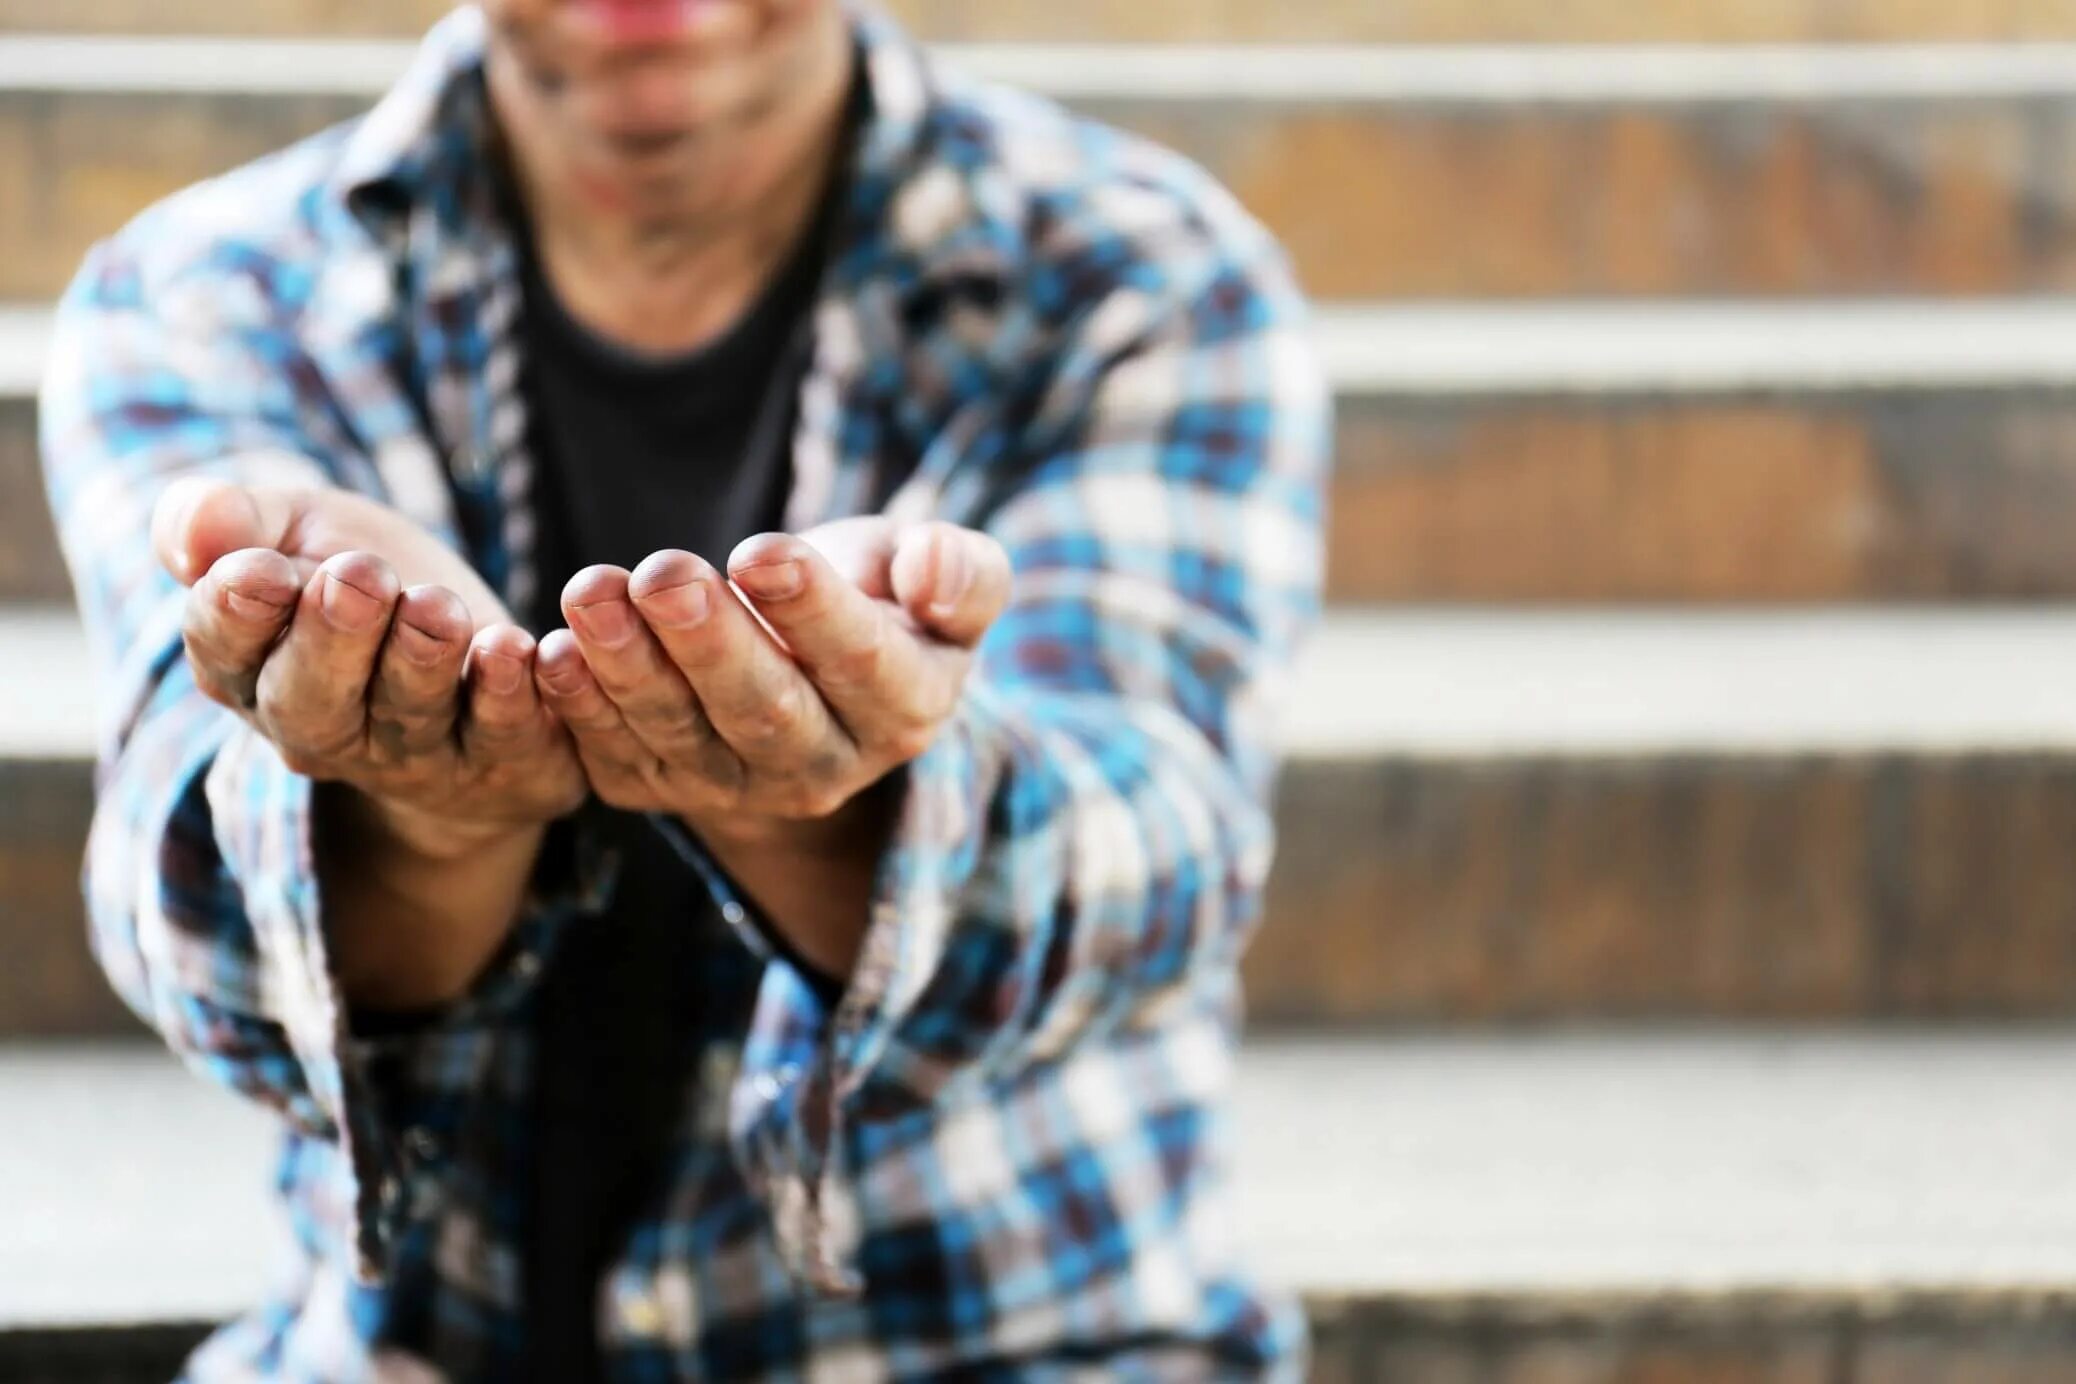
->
<box><xmin>720</xmin><ymin>901</ymin><xmax>747</xmax><ymax>928</ymax></box>
<box><xmin>619</xmin><ymin>1291</ymin><xmax>665</xmax><ymax>1338</ymax></box>
<box><xmin>404</xmin><ymin>1127</ymin><xmax>441</xmax><ymax>1163</ymax></box>
<box><xmin>512</xmin><ymin>950</ymin><xmax>542</xmax><ymax>982</ymax></box>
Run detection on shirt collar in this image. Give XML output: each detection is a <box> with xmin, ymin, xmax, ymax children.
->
<box><xmin>315</xmin><ymin>2</ymin><xmax>1031</xmax><ymax>485</ymax></box>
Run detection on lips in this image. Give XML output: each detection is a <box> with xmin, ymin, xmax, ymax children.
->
<box><xmin>573</xmin><ymin>0</ymin><xmax>702</xmax><ymax>42</ymax></box>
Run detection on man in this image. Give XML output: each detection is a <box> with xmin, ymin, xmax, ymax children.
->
<box><xmin>40</xmin><ymin>0</ymin><xmax>1328</xmax><ymax>1377</ymax></box>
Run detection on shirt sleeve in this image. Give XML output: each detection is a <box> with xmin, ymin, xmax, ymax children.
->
<box><xmin>39</xmin><ymin>243</ymin><xmax>577</xmax><ymax>1278</ymax></box>
<box><xmin>726</xmin><ymin>231</ymin><xmax>1332</xmax><ymax>1288</ymax></box>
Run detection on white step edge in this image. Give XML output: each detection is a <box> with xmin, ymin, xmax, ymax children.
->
<box><xmin>6</xmin><ymin>1031</ymin><xmax>2076</xmax><ymax>1328</ymax></box>
<box><xmin>15</xmin><ymin>35</ymin><xmax>2076</xmax><ymax>103</ymax></box>
<box><xmin>20</xmin><ymin>302</ymin><xmax>2076</xmax><ymax>399</ymax></box>
<box><xmin>0</xmin><ymin>309</ymin><xmax>46</xmax><ymax>399</ymax></box>
<box><xmin>1311</xmin><ymin>302</ymin><xmax>2076</xmax><ymax>395</ymax></box>
<box><xmin>22</xmin><ymin>606</ymin><xmax>2076</xmax><ymax>761</ymax></box>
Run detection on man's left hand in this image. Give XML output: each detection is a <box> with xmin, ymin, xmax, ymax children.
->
<box><xmin>534</xmin><ymin>517</ymin><xmax>1012</xmax><ymax>847</ymax></box>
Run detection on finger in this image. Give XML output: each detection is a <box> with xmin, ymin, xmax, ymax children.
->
<box><xmin>631</xmin><ymin>545</ymin><xmax>843</xmax><ymax>773</ymax></box>
<box><xmin>182</xmin><ymin>548</ymin><xmax>301</xmax><ymax>712</ymax></box>
<box><xmin>366</xmin><ymin>584</ymin><xmax>471</xmax><ymax>762</ymax></box>
<box><xmin>459</xmin><ymin>624</ymin><xmax>548</xmax><ymax>760</ymax></box>
<box><xmin>152</xmin><ymin>478</ymin><xmax>308</xmax><ymax>587</ymax></box>
<box><xmin>796</xmin><ymin>516</ymin><xmax>900</xmax><ymax>599</ymax></box>
<box><xmin>721</xmin><ymin>534</ymin><xmax>945</xmax><ymax>752</ymax></box>
<box><xmin>534</xmin><ymin>628</ymin><xmax>661</xmax><ymax>797</ymax></box>
<box><xmin>888</xmin><ymin>522</ymin><xmax>1013</xmax><ymax>649</ymax></box>
<box><xmin>254</xmin><ymin>551</ymin><xmax>399</xmax><ymax>766</ymax></box>
<box><xmin>561</xmin><ymin>563</ymin><xmax>732</xmax><ymax>769</ymax></box>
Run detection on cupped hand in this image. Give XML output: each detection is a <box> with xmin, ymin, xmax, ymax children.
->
<box><xmin>532</xmin><ymin>517</ymin><xmax>1012</xmax><ymax>844</ymax></box>
<box><xmin>152</xmin><ymin>478</ymin><xmax>586</xmax><ymax>856</ymax></box>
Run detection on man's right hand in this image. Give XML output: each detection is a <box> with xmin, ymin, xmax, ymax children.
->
<box><xmin>152</xmin><ymin>478</ymin><xmax>587</xmax><ymax>862</ymax></box>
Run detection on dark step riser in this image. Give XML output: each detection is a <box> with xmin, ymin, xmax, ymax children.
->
<box><xmin>13</xmin><ymin>753</ymin><xmax>2076</xmax><ymax>1038</ymax></box>
<box><xmin>7</xmin><ymin>1292</ymin><xmax>2076</xmax><ymax>1383</ymax></box>
<box><xmin>1311</xmin><ymin>1291</ymin><xmax>2076</xmax><ymax>1384</ymax></box>
<box><xmin>12</xmin><ymin>90</ymin><xmax>2076</xmax><ymax>300</ymax></box>
<box><xmin>1258</xmin><ymin>753</ymin><xmax>2076</xmax><ymax>1025</ymax></box>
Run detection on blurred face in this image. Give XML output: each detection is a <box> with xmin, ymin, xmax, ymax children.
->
<box><xmin>482</xmin><ymin>0</ymin><xmax>849</xmax><ymax>221</ymax></box>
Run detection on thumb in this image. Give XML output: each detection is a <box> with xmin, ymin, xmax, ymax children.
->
<box><xmin>150</xmin><ymin>478</ymin><xmax>305</xmax><ymax>586</ymax></box>
<box><xmin>797</xmin><ymin>515</ymin><xmax>901</xmax><ymax>599</ymax></box>
<box><xmin>889</xmin><ymin>521</ymin><xmax>1012</xmax><ymax>649</ymax></box>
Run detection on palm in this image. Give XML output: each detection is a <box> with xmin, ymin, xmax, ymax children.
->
<box><xmin>206</xmin><ymin>486</ymin><xmax>512</xmax><ymax>628</ymax></box>
<box><xmin>158</xmin><ymin>478</ymin><xmax>583</xmax><ymax>847</ymax></box>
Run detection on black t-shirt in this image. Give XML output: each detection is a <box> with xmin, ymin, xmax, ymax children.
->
<box><xmin>512</xmin><ymin>164</ymin><xmax>846</xmax><ymax>1379</ymax></box>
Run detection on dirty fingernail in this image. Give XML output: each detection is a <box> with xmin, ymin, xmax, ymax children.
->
<box><xmin>392</xmin><ymin>621</ymin><xmax>452</xmax><ymax>667</ymax></box>
<box><xmin>571</xmin><ymin>600</ymin><xmax>637</xmax><ymax>647</ymax></box>
<box><xmin>223</xmin><ymin>588</ymin><xmax>288</xmax><ymax>624</ymax></box>
<box><xmin>538</xmin><ymin>658</ymin><xmax>585</xmax><ymax>695</ymax></box>
<box><xmin>320</xmin><ymin>573</ymin><xmax>383</xmax><ymax>631</ymax></box>
<box><xmin>734</xmin><ymin>560</ymin><xmax>803</xmax><ymax>602</ymax></box>
<box><xmin>640</xmin><ymin>580</ymin><xmax>711</xmax><ymax>630</ymax></box>
<box><xmin>476</xmin><ymin>652</ymin><xmax>523</xmax><ymax>695</ymax></box>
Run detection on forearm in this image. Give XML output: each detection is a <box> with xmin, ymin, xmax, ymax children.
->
<box><xmin>314</xmin><ymin>784</ymin><xmax>548</xmax><ymax>1011</ymax></box>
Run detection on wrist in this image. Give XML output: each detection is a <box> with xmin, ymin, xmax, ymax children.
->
<box><xmin>342</xmin><ymin>786</ymin><xmax>545</xmax><ymax>865</ymax></box>
<box><xmin>313</xmin><ymin>785</ymin><xmax>551</xmax><ymax>1012</ymax></box>
<box><xmin>684</xmin><ymin>772</ymin><xmax>900</xmax><ymax>855</ymax></box>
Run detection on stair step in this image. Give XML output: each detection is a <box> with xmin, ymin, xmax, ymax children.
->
<box><xmin>3</xmin><ymin>1033</ymin><xmax>2072</xmax><ymax>1365</ymax></box>
<box><xmin>22</xmin><ymin>302</ymin><xmax>2076</xmax><ymax>603</ymax></box>
<box><xmin>9</xmin><ymin>38</ymin><xmax>2076</xmax><ymax>300</ymax></box>
<box><xmin>0</xmin><ymin>758</ymin><xmax>127</xmax><ymax>1038</ymax></box>
<box><xmin>12</xmin><ymin>0</ymin><xmax>2076</xmax><ymax>45</ymax></box>
<box><xmin>11</xmin><ymin>1300</ymin><xmax>2076</xmax><ymax>1384</ymax></box>
<box><xmin>23</xmin><ymin>746</ymin><xmax>2076</xmax><ymax>1031</ymax></box>
<box><xmin>20</xmin><ymin>299</ymin><xmax>2076</xmax><ymax>393</ymax></box>
<box><xmin>27</xmin><ymin>607</ymin><xmax>2076</xmax><ymax>763</ymax></box>
<box><xmin>15</xmin><ymin>608</ymin><xmax>2076</xmax><ymax>1028</ymax></box>
<box><xmin>1314</xmin><ymin>302</ymin><xmax>2076</xmax><ymax>394</ymax></box>
<box><xmin>1241</xmin><ymin>1031</ymin><xmax>2076</xmax><ymax>1294</ymax></box>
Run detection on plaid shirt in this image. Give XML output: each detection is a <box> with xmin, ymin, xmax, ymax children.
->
<box><xmin>39</xmin><ymin>7</ymin><xmax>1329</xmax><ymax>1379</ymax></box>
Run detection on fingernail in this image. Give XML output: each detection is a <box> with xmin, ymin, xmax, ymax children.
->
<box><xmin>539</xmin><ymin>661</ymin><xmax>585</xmax><ymax>695</ymax></box>
<box><xmin>931</xmin><ymin>534</ymin><xmax>971</xmax><ymax>617</ymax></box>
<box><xmin>392</xmin><ymin>621</ymin><xmax>451</xmax><ymax>667</ymax></box>
<box><xmin>641</xmin><ymin>580</ymin><xmax>711</xmax><ymax>630</ymax></box>
<box><xmin>734</xmin><ymin>560</ymin><xmax>803</xmax><ymax>601</ymax></box>
<box><xmin>223</xmin><ymin>588</ymin><xmax>288</xmax><ymax>624</ymax></box>
<box><xmin>320</xmin><ymin>573</ymin><xmax>383</xmax><ymax>631</ymax></box>
<box><xmin>571</xmin><ymin>600</ymin><xmax>636</xmax><ymax>647</ymax></box>
<box><xmin>476</xmin><ymin>652</ymin><xmax>522</xmax><ymax>695</ymax></box>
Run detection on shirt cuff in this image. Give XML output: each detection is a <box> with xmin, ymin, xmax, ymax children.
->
<box><xmin>646</xmin><ymin>812</ymin><xmax>850</xmax><ymax>1009</ymax></box>
<box><xmin>723</xmin><ymin>689</ymin><xmax>1019</xmax><ymax>1292</ymax></box>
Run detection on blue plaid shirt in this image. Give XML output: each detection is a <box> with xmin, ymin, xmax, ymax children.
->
<box><xmin>39</xmin><ymin>7</ymin><xmax>1329</xmax><ymax>1379</ymax></box>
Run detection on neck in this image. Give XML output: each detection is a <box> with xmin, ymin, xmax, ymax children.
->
<box><xmin>489</xmin><ymin>12</ymin><xmax>853</xmax><ymax>355</ymax></box>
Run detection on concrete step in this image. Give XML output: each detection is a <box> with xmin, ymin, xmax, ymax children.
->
<box><xmin>12</xmin><ymin>38</ymin><xmax>2076</xmax><ymax>300</ymax></box>
<box><xmin>16</xmin><ymin>607</ymin><xmax>2076</xmax><ymax>1031</ymax></box>
<box><xmin>22</xmin><ymin>301</ymin><xmax>2076</xmax><ymax>604</ymax></box>
<box><xmin>11</xmin><ymin>1296</ymin><xmax>2076</xmax><ymax>1384</ymax></box>
<box><xmin>2</xmin><ymin>1034</ymin><xmax>2074</xmax><ymax>1380</ymax></box>
<box><xmin>14</xmin><ymin>0</ymin><xmax>2076</xmax><ymax>45</ymax></box>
